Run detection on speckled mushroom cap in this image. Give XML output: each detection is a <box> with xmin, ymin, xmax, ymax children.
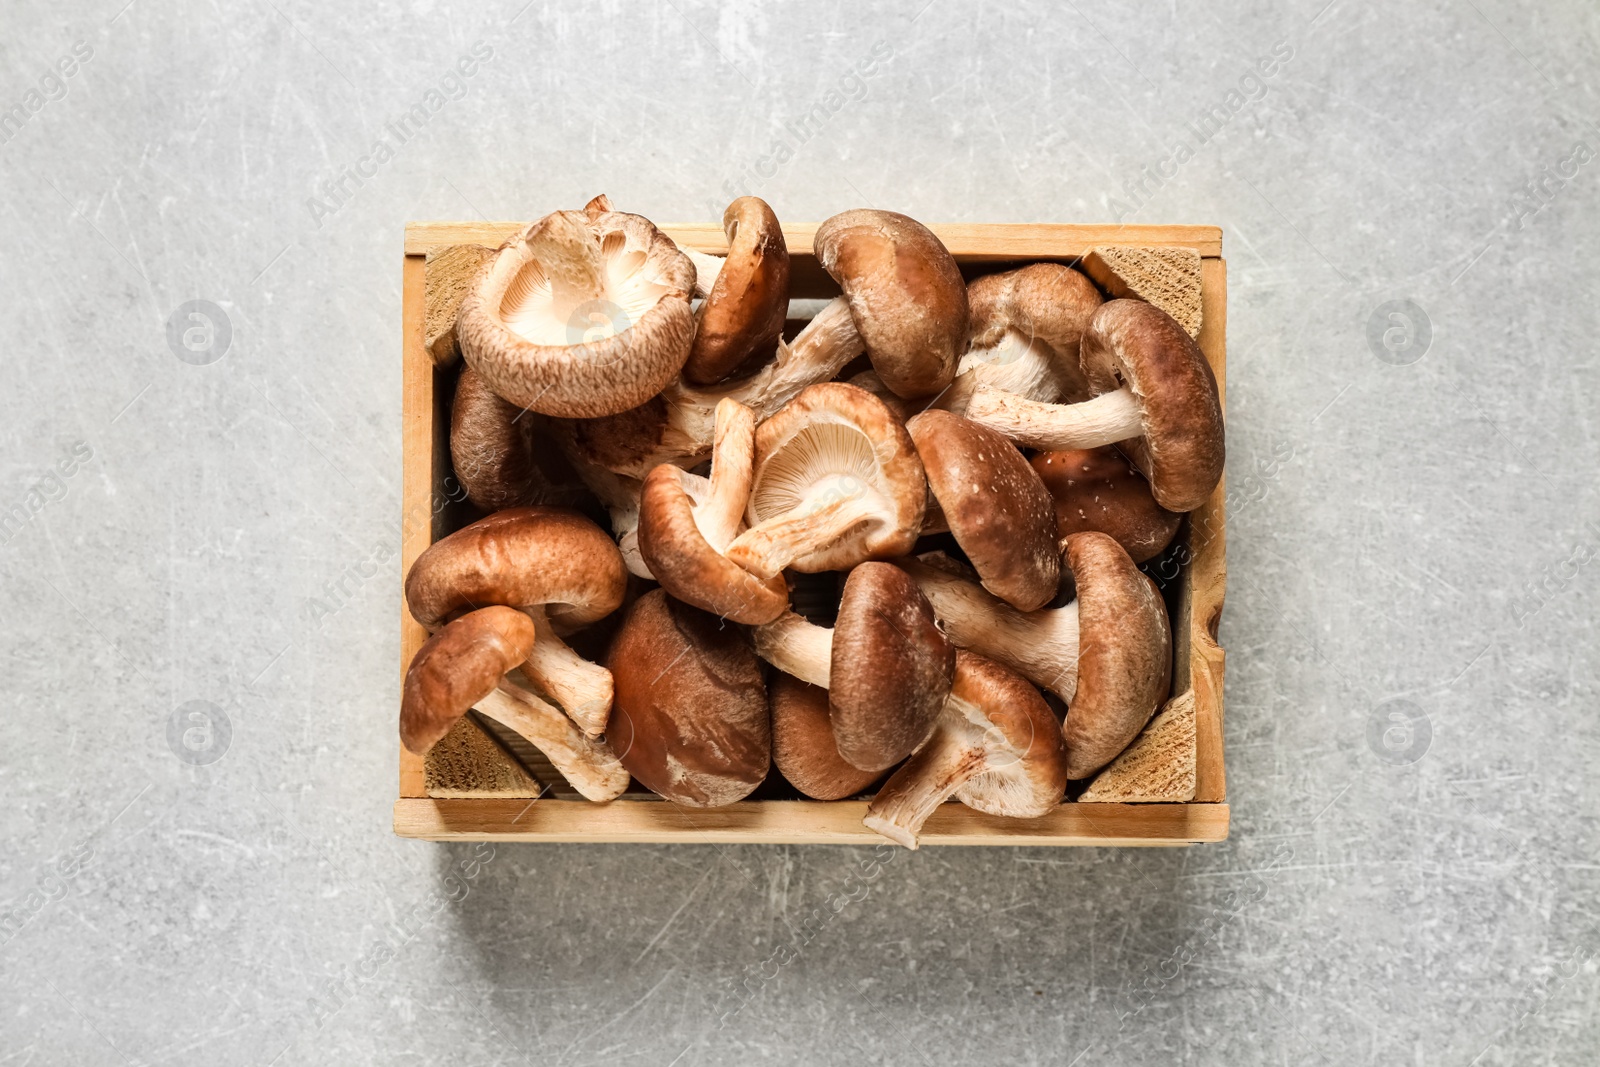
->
<box><xmin>966</xmin><ymin>263</ymin><xmax>1102</xmax><ymax>401</ymax></box>
<box><xmin>906</xmin><ymin>409</ymin><xmax>1060</xmax><ymax>611</ymax></box>
<box><xmin>1061</xmin><ymin>531</ymin><xmax>1172</xmax><ymax>779</ymax></box>
<box><xmin>770</xmin><ymin>674</ymin><xmax>883</xmax><ymax>800</ymax></box>
<box><xmin>456</xmin><ymin>198</ymin><xmax>695</xmax><ymax>418</ymax></box>
<box><xmin>730</xmin><ymin>382</ymin><xmax>927</xmax><ymax>576</ymax></box>
<box><xmin>1079</xmin><ymin>299</ymin><xmax>1223</xmax><ymax>513</ymax></box>
<box><xmin>636</xmin><ymin>464</ymin><xmax>788</xmax><ymax>624</ymax></box>
<box><xmin>1031</xmin><ymin>447</ymin><xmax>1182</xmax><ymax>564</ymax></box>
<box><xmin>685</xmin><ymin>197</ymin><xmax>789</xmax><ymax>385</ymax></box>
<box><xmin>399</xmin><ymin>606</ymin><xmax>536</xmax><ymax>754</ymax></box>
<box><xmin>813</xmin><ymin>210</ymin><xmax>968</xmax><ymax>399</ymax></box>
<box><xmin>404</xmin><ymin>507</ymin><xmax>627</xmax><ymax>632</ymax></box>
<box><xmin>830</xmin><ymin>562</ymin><xmax>955</xmax><ymax>771</ymax></box>
<box><xmin>605</xmin><ymin>590</ymin><xmax>770</xmax><ymax>807</ymax></box>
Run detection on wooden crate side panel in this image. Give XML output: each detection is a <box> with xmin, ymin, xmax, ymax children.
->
<box><xmin>401</xmin><ymin>252</ymin><xmax>532</xmax><ymax>797</ymax></box>
<box><xmin>1189</xmin><ymin>258</ymin><xmax>1228</xmax><ymax>802</ymax></box>
<box><xmin>404</xmin><ymin>221</ymin><xmax>1223</xmax><ymax>258</ymax></box>
<box><xmin>394</xmin><ymin>798</ymin><xmax>1229</xmax><ymax>845</ymax></box>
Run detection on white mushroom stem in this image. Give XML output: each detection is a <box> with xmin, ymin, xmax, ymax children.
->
<box><xmin>862</xmin><ymin>698</ymin><xmax>993</xmax><ymax>850</ymax></box>
<box><xmin>751</xmin><ymin>611</ymin><xmax>833</xmax><ymax>687</ymax></box>
<box><xmin>962</xmin><ymin>385</ymin><xmax>1144</xmax><ymax>452</ymax></box>
<box><xmin>474</xmin><ymin>681</ymin><xmax>630</xmax><ymax>802</ymax></box>
<box><xmin>696</xmin><ymin>398</ymin><xmax>756</xmax><ymax>552</ymax></box>
<box><xmin>943</xmin><ymin>332</ymin><xmax>1079</xmax><ymax>411</ymax></box>
<box><xmin>602</xmin><ymin>296</ymin><xmax>864</xmax><ymax>477</ymax></box>
<box><xmin>725</xmin><ymin>488</ymin><xmax>885</xmax><ymax>580</ymax></box>
<box><xmin>899</xmin><ymin>558</ymin><xmax>1081</xmax><ymax>703</ymax></box>
<box><xmin>520</xmin><ymin>607</ymin><xmax>614</xmax><ymax>737</ymax></box>
<box><xmin>681</xmin><ymin>249</ymin><xmax>724</xmax><ymax>298</ymax></box>
<box><xmin>524</xmin><ymin>211</ymin><xmax>608</xmax><ymax>314</ymax></box>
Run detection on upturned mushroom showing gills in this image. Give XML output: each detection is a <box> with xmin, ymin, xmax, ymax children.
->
<box><xmin>753</xmin><ymin>562</ymin><xmax>953</xmax><ymax>772</ymax></box>
<box><xmin>961</xmin><ymin>298</ymin><xmax>1224</xmax><ymax>512</ymax></box>
<box><xmin>770</xmin><ymin>674</ymin><xmax>884</xmax><ymax>800</ymax></box>
<box><xmin>936</xmin><ymin>263</ymin><xmax>1101</xmax><ymax>414</ymax></box>
<box><xmin>637</xmin><ymin>398</ymin><xmax>787</xmax><ymax>624</ymax></box>
<box><xmin>724</xmin><ymin>382</ymin><xmax>927</xmax><ymax>579</ymax></box>
<box><xmin>404</xmin><ymin>507</ymin><xmax>627</xmax><ymax>738</ymax></box>
<box><xmin>683</xmin><ymin>197</ymin><xmax>789</xmax><ymax>385</ymax></box>
<box><xmin>906</xmin><ymin>409</ymin><xmax>1060</xmax><ymax>611</ymax></box>
<box><xmin>813</xmin><ymin>209</ymin><xmax>969</xmax><ymax>399</ymax></box>
<box><xmin>605</xmin><ymin>590</ymin><xmax>770</xmax><ymax>807</ymax></box>
<box><xmin>456</xmin><ymin>195</ymin><xmax>695</xmax><ymax>419</ymax></box>
<box><xmin>1031</xmin><ymin>447</ymin><xmax>1182</xmax><ymax>564</ymax></box>
<box><xmin>863</xmin><ymin>651</ymin><xmax>1069</xmax><ymax>849</ymax></box>
<box><xmin>896</xmin><ymin>533</ymin><xmax>1171</xmax><ymax>778</ymax></box>
<box><xmin>399</xmin><ymin>606</ymin><xmax>628</xmax><ymax>802</ymax></box>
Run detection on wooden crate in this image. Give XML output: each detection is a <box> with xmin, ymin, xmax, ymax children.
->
<box><xmin>394</xmin><ymin>222</ymin><xmax>1228</xmax><ymax>846</ymax></box>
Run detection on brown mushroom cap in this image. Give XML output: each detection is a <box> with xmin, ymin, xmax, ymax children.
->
<box><xmin>1079</xmin><ymin>299</ymin><xmax>1224</xmax><ymax>513</ymax></box>
<box><xmin>400</xmin><ymin>606</ymin><xmax>536</xmax><ymax>754</ymax></box>
<box><xmin>685</xmin><ymin>197</ymin><xmax>789</xmax><ymax>385</ymax></box>
<box><xmin>830</xmin><ymin>562</ymin><xmax>955</xmax><ymax>771</ymax></box>
<box><xmin>456</xmin><ymin>203</ymin><xmax>695</xmax><ymax>418</ymax></box>
<box><xmin>404</xmin><ymin>507</ymin><xmax>627</xmax><ymax>632</ymax></box>
<box><xmin>770</xmin><ymin>675</ymin><xmax>883</xmax><ymax>800</ymax></box>
<box><xmin>636</xmin><ymin>464</ymin><xmax>788</xmax><ymax>624</ymax></box>
<box><xmin>636</xmin><ymin>398</ymin><xmax>787</xmax><ymax>624</ymax></box>
<box><xmin>964</xmin><ymin>264</ymin><xmax>1101</xmax><ymax>402</ymax></box>
<box><xmin>906</xmin><ymin>409</ymin><xmax>1060</xmax><ymax>611</ymax></box>
<box><xmin>605</xmin><ymin>590</ymin><xmax>771</xmax><ymax>807</ymax></box>
<box><xmin>1031</xmin><ymin>447</ymin><xmax>1182</xmax><ymax>564</ymax></box>
<box><xmin>1061</xmin><ymin>532</ymin><xmax>1172</xmax><ymax>778</ymax></box>
<box><xmin>814</xmin><ymin>210</ymin><xmax>968</xmax><ymax>399</ymax></box>
<box><xmin>450</xmin><ymin>366</ymin><xmax>549</xmax><ymax>511</ymax></box>
<box><xmin>862</xmin><ymin>651</ymin><xmax>1067</xmax><ymax>849</ymax></box>
<box><xmin>727</xmin><ymin>382</ymin><xmax>927</xmax><ymax>577</ymax></box>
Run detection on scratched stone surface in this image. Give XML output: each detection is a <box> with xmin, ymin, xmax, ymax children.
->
<box><xmin>2</xmin><ymin>1</ymin><xmax>1598</xmax><ymax>1064</ymax></box>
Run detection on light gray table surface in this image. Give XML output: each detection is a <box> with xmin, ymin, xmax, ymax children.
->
<box><xmin>3</xmin><ymin>1</ymin><xmax>1597</xmax><ymax>1063</ymax></box>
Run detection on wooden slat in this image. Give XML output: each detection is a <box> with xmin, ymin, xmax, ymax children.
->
<box><xmin>394</xmin><ymin>798</ymin><xmax>1229</xmax><ymax>845</ymax></box>
<box><xmin>1189</xmin><ymin>258</ymin><xmax>1228</xmax><ymax>802</ymax></box>
<box><xmin>399</xmin><ymin>254</ymin><xmax>429</xmax><ymax>798</ymax></box>
<box><xmin>404</xmin><ymin>221</ymin><xmax>1223</xmax><ymax>258</ymax></box>
<box><xmin>399</xmin><ymin>252</ymin><xmax>529</xmax><ymax>797</ymax></box>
